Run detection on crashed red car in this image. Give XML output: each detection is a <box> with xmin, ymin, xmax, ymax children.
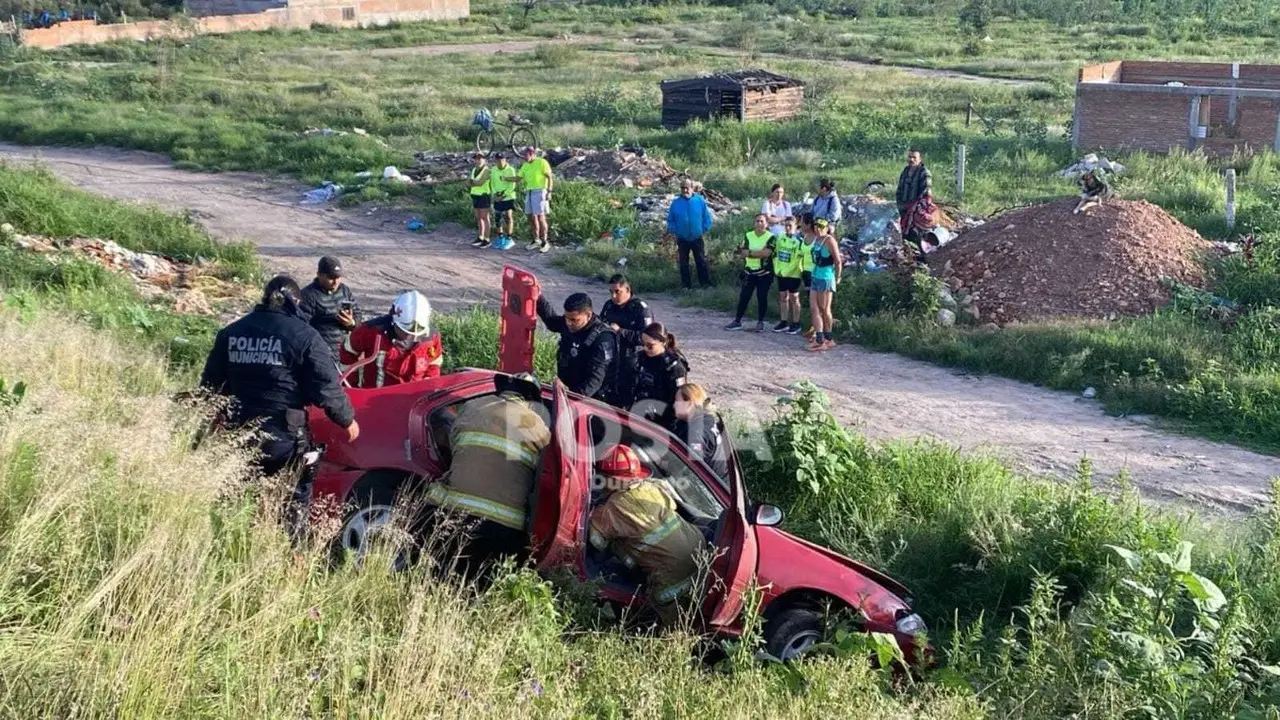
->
<box><xmin>307</xmin><ymin>275</ymin><xmax>927</xmax><ymax>662</ymax></box>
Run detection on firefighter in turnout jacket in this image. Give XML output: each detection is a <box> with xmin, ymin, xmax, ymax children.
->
<box><xmin>339</xmin><ymin>291</ymin><xmax>444</xmax><ymax>388</ymax></box>
<box><xmin>422</xmin><ymin>382</ymin><xmax>551</xmax><ymax>575</ymax></box>
<box><xmin>590</xmin><ymin>444</ymin><xmax>707</xmax><ymax>626</ymax></box>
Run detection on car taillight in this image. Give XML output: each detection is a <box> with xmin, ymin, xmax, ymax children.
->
<box><xmin>895</xmin><ymin>611</ymin><xmax>926</xmax><ymax>636</ymax></box>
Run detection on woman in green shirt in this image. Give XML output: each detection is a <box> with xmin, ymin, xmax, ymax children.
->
<box><xmin>772</xmin><ymin>216</ymin><xmax>805</xmax><ymax>335</ymax></box>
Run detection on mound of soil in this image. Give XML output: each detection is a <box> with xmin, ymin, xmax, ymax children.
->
<box><xmin>931</xmin><ymin>198</ymin><xmax>1213</xmax><ymax>324</ymax></box>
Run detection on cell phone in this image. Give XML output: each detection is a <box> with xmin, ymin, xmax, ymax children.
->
<box><xmin>339</xmin><ymin>300</ymin><xmax>354</xmax><ymax>312</ymax></box>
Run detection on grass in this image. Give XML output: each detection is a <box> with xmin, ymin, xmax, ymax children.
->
<box><xmin>4</xmin><ymin>162</ymin><xmax>1280</xmax><ymax>716</ymax></box>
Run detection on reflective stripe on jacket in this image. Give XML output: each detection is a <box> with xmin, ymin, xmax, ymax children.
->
<box><xmin>438</xmin><ymin>394</ymin><xmax>551</xmax><ymax>530</ymax></box>
<box><xmin>589</xmin><ymin>481</ymin><xmax>704</xmax><ymax>598</ymax></box>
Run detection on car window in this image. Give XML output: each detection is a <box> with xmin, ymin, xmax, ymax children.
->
<box><xmin>588</xmin><ymin>413</ymin><xmax>725</xmax><ymax>522</ymax></box>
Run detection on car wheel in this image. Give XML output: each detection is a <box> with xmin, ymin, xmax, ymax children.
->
<box><xmin>764</xmin><ymin>607</ymin><xmax>824</xmax><ymax>662</ymax></box>
<box><xmin>330</xmin><ymin>475</ymin><xmax>404</xmax><ymax>568</ymax></box>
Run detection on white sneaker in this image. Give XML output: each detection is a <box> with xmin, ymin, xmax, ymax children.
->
<box><xmin>526</xmin><ymin>240</ymin><xmax>542</xmax><ymax>251</ymax></box>
<box><xmin>539</xmin><ymin>241</ymin><xmax>551</xmax><ymax>254</ymax></box>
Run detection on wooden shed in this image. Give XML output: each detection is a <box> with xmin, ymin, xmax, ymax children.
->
<box><xmin>659</xmin><ymin>70</ymin><xmax>805</xmax><ymax>130</ymax></box>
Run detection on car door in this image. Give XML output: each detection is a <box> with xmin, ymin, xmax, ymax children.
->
<box><xmin>529</xmin><ymin>379</ymin><xmax>590</xmax><ymax>571</ymax></box>
<box><xmin>702</xmin><ymin>442</ymin><xmax>759</xmax><ymax>630</ymax></box>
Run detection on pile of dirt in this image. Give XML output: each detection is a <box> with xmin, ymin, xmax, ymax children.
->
<box><xmin>6</xmin><ymin>230</ymin><xmax>254</xmax><ymax>322</ymax></box>
<box><xmin>931</xmin><ymin>198</ymin><xmax>1213</xmax><ymax>325</ymax></box>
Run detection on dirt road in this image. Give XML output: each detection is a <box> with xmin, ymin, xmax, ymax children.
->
<box><xmin>1</xmin><ymin>143</ymin><xmax>1274</xmax><ymax>511</ymax></box>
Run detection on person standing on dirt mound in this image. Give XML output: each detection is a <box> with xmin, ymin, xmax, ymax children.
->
<box><xmin>468</xmin><ymin>152</ymin><xmax>494</xmax><ymax>249</ymax></box>
<box><xmin>299</xmin><ymin>255</ymin><xmax>361</xmax><ymax>363</ymax></box>
<box><xmin>725</xmin><ymin>214</ymin><xmax>776</xmax><ymax>333</ymax></box>
<box><xmin>200</xmin><ymin>274</ymin><xmax>359</xmax><ymax>542</ymax></box>
<box><xmin>536</xmin><ymin>292</ymin><xmax>619</xmax><ymax>404</ymax></box>
<box><xmin>600</xmin><ymin>274</ymin><xmax>654</xmax><ymax>407</ymax></box>
<box><xmin>896</xmin><ymin>149</ymin><xmax>934</xmax><ymax>242</ymax></box>
<box><xmin>518</xmin><ymin>146</ymin><xmax>554</xmax><ymax>254</ymax></box>
<box><xmin>339</xmin><ymin>290</ymin><xmax>444</xmax><ymax>388</ymax></box>
<box><xmin>666</xmin><ymin>179</ymin><xmax>714</xmax><ymax>290</ymax></box>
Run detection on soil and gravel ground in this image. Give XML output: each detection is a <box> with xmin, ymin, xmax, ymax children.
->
<box><xmin>1</xmin><ymin>143</ymin><xmax>1275</xmax><ymax>512</ymax></box>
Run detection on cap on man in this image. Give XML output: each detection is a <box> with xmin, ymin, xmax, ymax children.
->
<box><xmin>300</xmin><ymin>255</ymin><xmax>361</xmax><ymax>362</ymax></box>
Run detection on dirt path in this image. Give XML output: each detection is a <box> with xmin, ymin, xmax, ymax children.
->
<box><xmin>1</xmin><ymin>143</ymin><xmax>1274</xmax><ymax>512</ymax></box>
<box><xmin>335</xmin><ymin>36</ymin><xmax>1040</xmax><ymax>87</ymax></box>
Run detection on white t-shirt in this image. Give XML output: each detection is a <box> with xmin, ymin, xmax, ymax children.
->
<box><xmin>761</xmin><ymin>198</ymin><xmax>793</xmax><ymax>235</ymax></box>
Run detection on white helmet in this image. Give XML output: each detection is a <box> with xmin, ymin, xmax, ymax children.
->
<box><xmin>390</xmin><ymin>291</ymin><xmax>432</xmax><ymax>341</ymax></box>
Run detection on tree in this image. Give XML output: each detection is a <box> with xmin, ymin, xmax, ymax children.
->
<box><xmin>959</xmin><ymin>0</ymin><xmax>992</xmax><ymax>36</ymax></box>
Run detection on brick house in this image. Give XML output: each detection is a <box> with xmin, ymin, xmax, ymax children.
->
<box><xmin>1074</xmin><ymin>61</ymin><xmax>1280</xmax><ymax>155</ymax></box>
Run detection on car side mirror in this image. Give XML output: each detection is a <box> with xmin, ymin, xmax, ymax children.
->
<box><xmin>752</xmin><ymin>503</ymin><xmax>784</xmax><ymax>527</ymax></box>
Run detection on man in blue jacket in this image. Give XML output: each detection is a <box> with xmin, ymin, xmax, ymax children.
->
<box><xmin>666</xmin><ymin>180</ymin><xmax>715</xmax><ymax>290</ymax></box>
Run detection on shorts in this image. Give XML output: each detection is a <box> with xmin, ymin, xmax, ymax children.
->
<box><xmin>494</xmin><ymin>198</ymin><xmax>516</xmax><ymax>213</ymax></box>
<box><xmin>471</xmin><ymin>194</ymin><xmax>491</xmax><ymax>210</ymax></box>
<box><xmin>811</xmin><ymin>276</ymin><xmax>836</xmax><ymax>293</ymax></box>
<box><xmin>777</xmin><ymin>276</ymin><xmax>802</xmax><ymax>293</ymax></box>
<box><xmin>801</xmin><ymin>271</ymin><xmax>813</xmax><ymax>291</ymax></box>
<box><xmin>525</xmin><ymin>189</ymin><xmax>549</xmax><ymax>216</ymax></box>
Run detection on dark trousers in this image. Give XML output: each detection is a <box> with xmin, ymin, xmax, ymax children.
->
<box><xmin>677</xmin><ymin>237</ymin><xmax>711</xmax><ymax>289</ymax></box>
<box><xmin>257</xmin><ymin>422</ymin><xmax>315</xmax><ymax>546</ymax></box>
<box><xmin>735</xmin><ymin>272</ymin><xmax>773</xmax><ymax>322</ymax></box>
<box><xmin>408</xmin><ymin>504</ymin><xmax>530</xmax><ymax>588</ymax></box>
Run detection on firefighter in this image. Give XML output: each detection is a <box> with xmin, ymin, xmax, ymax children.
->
<box><xmin>418</xmin><ymin>376</ymin><xmax>551</xmax><ymax>578</ymax></box>
<box><xmin>535</xmin><ymin>292</ymin><xmax>619</xmax><ymax>404</ymax></box>
<box><xmin>600</xmin><ymin>274</ymin><xmax>654</xmax><ymax>407</ymax></box>
<box><xmin>339</xmin><ymin>290</ymin><xmax>444</xmax><ymax>388</ymax></box>
<box><xmin>200</xmin><ymin>275</ymin><xmax>359</xmax><ymax>541</ymax></box>
<box><xmin>589</xmin><ymin>444</ymin><xmax>707</xmax><ymax>627</ymax></box>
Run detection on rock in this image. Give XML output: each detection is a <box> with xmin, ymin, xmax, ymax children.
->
<box><xmin>980</xmin><ymin>323</ymin><xmax>1000</xmax><ymax>332</ymax></box>
<box><xmin>937</xmin><ymin>308</ymin><xmax>956</xmax><ymax>327</ymax></box>
<box><xmin>1082</xmin><ymin>386</ymin><xmax>1098</xmax><ymax>399</ymax></box>
<box><xmin>938</xmin><ymin>288</ymin><xmax>957</xmax><ymax>310</ymax></box>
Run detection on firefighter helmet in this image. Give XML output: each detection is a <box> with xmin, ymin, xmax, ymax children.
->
<box><xmin>596</xmin><ymin>444</ymin><xmax>651</xmax><ymax>482</ymax></box>
<box><xmin>390</xmin><ymin>291</ymin><xmax>432</xmax><ymax>340</ymax></box>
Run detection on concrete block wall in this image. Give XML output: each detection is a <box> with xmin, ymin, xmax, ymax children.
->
<box><xmin>18</xmin><ymin>0</ymin><xmax>467</xmax><ymax>48</ymax></box>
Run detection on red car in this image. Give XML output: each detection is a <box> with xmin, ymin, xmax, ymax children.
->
<box><xmin>308</xmin><ymin>368</ymin><xmax>928</xmax><ymax>661</ymax></box>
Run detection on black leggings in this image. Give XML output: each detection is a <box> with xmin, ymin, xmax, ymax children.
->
<box><xmin>735</xmin><ymin>272</ymin><xmax>773</xmax><ymax>322</ymax></box>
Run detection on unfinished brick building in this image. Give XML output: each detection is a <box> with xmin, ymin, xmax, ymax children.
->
<box><xmin>1074</xmin><ymin>61</ymin><xmax>1280</xmax><ymax>155</ymax></box>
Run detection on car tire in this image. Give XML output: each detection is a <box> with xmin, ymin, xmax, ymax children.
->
<box><xmin>764</xmin><ymin>607</ymin><xmax>825</xmax><ymax>662</ymax></box>
<box><xmin>329</xmin><ymin>472</ymin><xmax>406</xmax><ymax>569</ymax></box>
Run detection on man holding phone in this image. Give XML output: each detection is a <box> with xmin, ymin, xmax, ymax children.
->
<box><xmin>300</xmin><ymin>255</ymin><xmax>362</xmax><ymax>362</ymax></box>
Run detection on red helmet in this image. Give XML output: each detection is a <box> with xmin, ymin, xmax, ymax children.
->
<box><xmin>596</xmin><ymin>444</ymin><xmax>651</xmax><ymax>481</ymax></box>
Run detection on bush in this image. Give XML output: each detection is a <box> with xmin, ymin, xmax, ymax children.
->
<box><xmin>532</xmin><ymin>42</ymin><xmax>580</xmax><ymax>68</ymax></box>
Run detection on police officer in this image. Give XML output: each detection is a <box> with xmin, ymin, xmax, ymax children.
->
<box><xmin>535</xmin><ymin>292</ymin><xmax>618</xmax><ymax>404</ymax></box>
<box><xmin>630</xmin><ymin>322</ymin><xmax>688</xmax><ymax>428</ymax></box>
<box><xmin>599</xmin><ymin>274</ymin><xmax>653</xmax><ymax>406</ymax></box>
<box><xmin>200</xmin><ymin>275</ymin><xmax>360</xmax><ymax>540</ymax></box>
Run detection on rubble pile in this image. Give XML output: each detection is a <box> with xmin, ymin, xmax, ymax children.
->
<box><xmin>1059</xmin><ymin>153</ymin><xmax>1126</xmax><ymax>179</ymax></box>
<box><xmin>930</xmin><ymin>198</ymin><xmax>1212</xmax><ymax>325</ymax></box>
<box><xmin>6</xmin><ymin>231</ymin><xmax>252</xmax><ymax>321</ymax></box>
<box><xmin>409</xmin><ymin>148</ymin><xmax>742</xmax><ymax>222</ymax></box>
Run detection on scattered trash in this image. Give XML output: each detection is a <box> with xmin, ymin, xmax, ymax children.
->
<box><xmin>407</xmin><ymin>219</ymin><xmax>425</xmax><ymax>231</ymax></box>
<box><xmin>301</xmin><ymin>182</ymin><xmax>342</xmax><ymax>205</ymax></box>
<box><xmin>1082</xmin><ymin>386</ymin><xmax>1098</xmax><ymax>399</ymax></box>
<box><xmin>383</xmin><ymin>166</ymin><xmax>411</xmax><ymax>183</ymax></box>
<box><xmin>352</xmin><ymin>127</ymin><xmax>368</xmax><ymax>136</ymax></box>
<box><xmin>1059</xmin><ymin>153</ymin><xmax>1126</xmax><ymax>178</ymax></box>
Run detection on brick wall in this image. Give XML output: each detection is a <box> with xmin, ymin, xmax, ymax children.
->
<box><xmin>1075</xmin><ymin>85</ymin><xmax>1195</xmax><ymax>152</ymax></box>
<box><xmin>1078</xmin><ymin>61</ymin><xmax>1122</xmax><ymax>83</ymax></box>
<box><xmin>18</xmin><ymin>0</ymin><xmax>467</xmax><ymax>48</ymax></box>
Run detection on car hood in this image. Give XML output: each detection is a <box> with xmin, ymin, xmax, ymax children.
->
<box><xmin>758</xmin><ymin>526</ymin><xmax>914</xmax><ymax>602</ymax></box>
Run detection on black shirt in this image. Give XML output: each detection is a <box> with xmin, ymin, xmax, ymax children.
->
<box><xmin>536</xmin><ymin>296</ymin><xmax>619</xmax><ymax>403</ymax></box>
<box><xmin>200</xmin><ymin>305</ymin><xmax>355</xmax><ymax>433</ymax></box>
<box><xmin>600</xmin><ymin>296</ymin><xmax>654</xmax><ymax>404</ymax></box>
<box><xmin>299</xmin><ymin>279</ymin><xmax>361</xmax><ymax>360</ymax></box>
<box><xmin>631</xmin><ymin>350</ymin><xmax>689</xmax><ymax>423</ymax></box>
<box><xmin>673</xmin><ymin>409</ymin><xmax>728</xmax><ymax>478</ymax></box>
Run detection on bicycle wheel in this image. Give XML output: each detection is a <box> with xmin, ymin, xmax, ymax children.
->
<box><xmin>509</xmin><ymin>126</ymin><xmax>538</xmax><ymax>153</ymax></box>
<box><xmin>475</xmin><ymin>130</ymin><xmax>495</xmax><ymax>156</ymax></box>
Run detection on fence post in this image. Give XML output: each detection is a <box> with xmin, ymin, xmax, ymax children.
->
<box><xmin>1225</xmin><ymin>168</ymin><xmax>1237</xmax><ymax>230</ymax></box>
<box><xmin>955</xmin><ymin>144</ymin><xmax>967</xmax><ymax>200</ymax></box>
<box><xmin>965</xmin><ymin>101</ymin><xmax>973</xmax><ymax>128</ymax></box>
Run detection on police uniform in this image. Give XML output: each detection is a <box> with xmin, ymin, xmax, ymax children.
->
<box><xmin>200</xmin><ymin>302</ymin><xmax>354</xmax><ymax>539</ymax></box>
<box><xmin>536</xmin><ymin>296</ymin><xmax>619</xmax><ymax>404</ymax></box>
<box><xmin>600</xmin><ymin>297</ymin><xmax>653</xmax><ymax>406</ymax></box>
<box><xmin>673</xmin><ymin>410</ymin><xmax>728</xmax><ymax>478</ymax></box>
<box><xmin>630</xmin><ymin>350</ymin><xmax>688</xmax><ymax>427</ymax></box>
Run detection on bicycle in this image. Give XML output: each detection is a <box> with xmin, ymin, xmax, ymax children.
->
<box><xmin>472</xmin><ymin>108</ymin><xmax>539</xmax><ymax>157</ymax></box>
